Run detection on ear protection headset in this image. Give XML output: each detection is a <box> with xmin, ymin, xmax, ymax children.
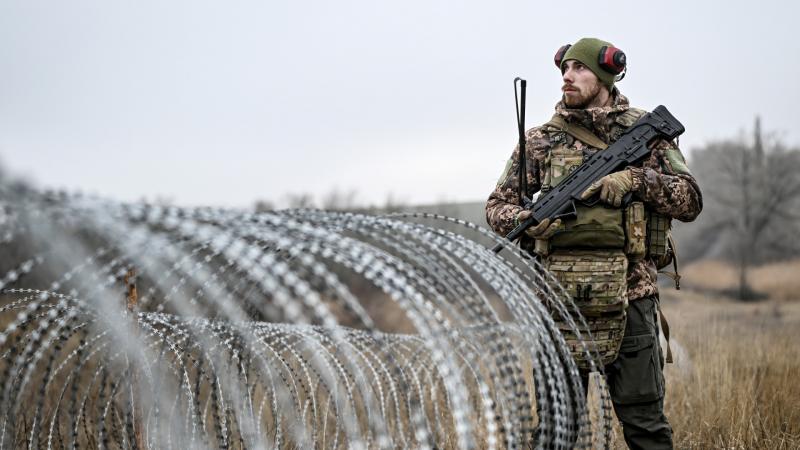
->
<box><xmin>554</xmin><ymin>44</ymin><xmax>572</xmax><ymax>69</ymax></box>
<box><xmin>554</xmin><ymin>44</ymin><xmax>627</xmax><ymax>79</ymax></box>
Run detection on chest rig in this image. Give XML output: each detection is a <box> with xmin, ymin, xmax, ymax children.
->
<box><xmin>537</xmin><ymin>108</ymin><xmax>648</xmax><ymax>369</ymax></box>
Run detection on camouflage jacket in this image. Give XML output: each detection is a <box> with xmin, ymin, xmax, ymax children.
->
<box><xmin>486</xmin><ymin>92</ymin><xmax>703</xmax><ymax>301</ymax></box>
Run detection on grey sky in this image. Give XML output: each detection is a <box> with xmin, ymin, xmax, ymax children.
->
<box><xmin>1</xmin><ymin>0</ymin><xmax>797</xmax><ymax>208</ymax></box>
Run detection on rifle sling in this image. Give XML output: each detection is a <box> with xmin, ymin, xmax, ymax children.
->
<box><xmin>658</xmin><ymin>234</ymin><xmax>682</xmax><ymax>290</ymax></box>
<box><xmin>656</xmin><ymin>301</ymin><xmax>673</xmax><ymax>364</ymax></box>
<box><xmin>545</xmin><ymin>114</ymin><xmax>609</xmax><ymax>150</ymax></box>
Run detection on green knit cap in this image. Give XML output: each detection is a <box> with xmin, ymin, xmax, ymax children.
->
<box><xmin>560</xmin><ymin>37</ymin><xmax>618</xmax><ymax>91</ymax></box>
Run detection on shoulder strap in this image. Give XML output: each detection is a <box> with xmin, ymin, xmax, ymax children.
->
<box><xmin>545</xmin><ymin>114</ymin><xmax>608</xmax><ymax>150</ymax></box>
<box><xmin>656</xmin><ymin>233</ymin><xmax>679</xmax><ymax>364</ymax></box>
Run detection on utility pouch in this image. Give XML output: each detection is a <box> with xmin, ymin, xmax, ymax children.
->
<box><xmin>646</xmin><ymin>211</ymin><xmax>682</xmax><ymax>288</ymax></box>
<box><xmin>624</xmin><ymin>202</ymin><xmax>647</xmax><ymax>261</ymax></box>
<box><xmin>549</xmin><ymin>145</ymin><xmax>584</xmax><ymax>187</ymax></box>
<box><xmin>545</xmin><ymin>249</ymin><xmax>628</xmax><ymax>369</ymax></box>
<box><xmin>550</xmin><ymin>205</ymin><xmax>625</xmax><ymax>250</ymax></box>
<box><xmin>543</xmin><ymin>144</ymin><xmax>583</xmax><ymax>192</ymax></box>
<box><xmin>647</xmin><ymin>212</ymin><xmax>671</xmax><ymax>268</ymax></box>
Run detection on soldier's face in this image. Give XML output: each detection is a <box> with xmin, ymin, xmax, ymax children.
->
<box><xmin>561</xmin><ymin>60</ymin><xmax>605</xmax><ymax>108</ymax></box>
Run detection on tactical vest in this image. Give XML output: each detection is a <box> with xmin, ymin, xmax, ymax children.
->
<box><xmin>538</xmin><ymin>108</ymin><xmax>652</xmax><ymax>369</ymax></box>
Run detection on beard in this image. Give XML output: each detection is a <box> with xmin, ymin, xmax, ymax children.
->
<box><xmin>563</xmin><ymin>81</ymin><xmax>602</xmax><ymax>109</ymax></box>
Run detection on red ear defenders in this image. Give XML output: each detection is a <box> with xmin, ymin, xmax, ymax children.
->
<box><xmin>554</xmin><ymin>44</ymin><xmax>572</xmax><ymax>69</ymax></box>
<box><xmin>554</xmin><ymin>44</ymin><xmax>627</xmax><ymax>75</ymax></box>
<box><xmin>598</xmin><ymin>45</ymin><xmax>626</xmax><ymax>74</ymax></box>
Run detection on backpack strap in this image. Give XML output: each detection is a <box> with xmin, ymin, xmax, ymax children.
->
<box><xmin>545</xmin><ymin>114</ymin><xmax>609</xmax><ymax>150</ymax></box>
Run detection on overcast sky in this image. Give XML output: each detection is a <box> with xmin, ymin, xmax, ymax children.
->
<box><xmin>1</xmin><ymin>0</ymin><xmax>797</xmax><ymax>208</ymax></box>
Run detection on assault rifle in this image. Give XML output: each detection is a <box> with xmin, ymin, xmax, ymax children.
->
<box><xmin>491</xmin><ymin>105</ymin><xmax>685</xmax><ymax>254</ymax></box>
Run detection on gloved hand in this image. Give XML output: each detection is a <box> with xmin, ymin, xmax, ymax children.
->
<box><xmin>516</xmin><ymin>210</ymin><xmax>562</xmax><ymax>239</ymax></box>
<box><xmin>580</xmin><ymin>169</ymin><xmax>634</xmax><ymax>207</ymax></box>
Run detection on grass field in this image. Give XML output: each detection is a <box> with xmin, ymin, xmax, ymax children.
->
<box><xmin>651</xmin><ymin>260</ymin><xmax>800</xmax><ymax>449</ymax></box>
<box><xmin>679</xmin><ymin>259</ymin><xmax>800</xmax><ymax>301</ymax></box>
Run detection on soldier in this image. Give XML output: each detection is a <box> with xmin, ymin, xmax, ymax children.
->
<box><xmin>486</xmin><ymin>38</ymin><xmax>702</xmax><ymax>449</ymax></box>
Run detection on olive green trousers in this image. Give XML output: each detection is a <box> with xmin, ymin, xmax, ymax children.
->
<box><xmin>605</xmin><ymin>295</ymin><xmax>673</xmax><ymax>449</ymax></box>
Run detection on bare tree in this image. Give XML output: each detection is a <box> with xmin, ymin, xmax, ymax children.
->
<box><xmin>691</xmin><ymin>117</ymin><xmax>800</xmax><ymax>300</ymax></box>
<box><xmin>321</xmin><ymin>188</ymin><xmax>359</xmax><ymax>211</ymax></box>
<box><xmin>284</xmin><ymin>192</ymin><xmax>315</xmax><ymax>209</ymax></box>
<box><xmin>381</xmin><ymin>192</ymin><xmax>407</xmax><ymax>214</ymax></box>
<box><xmin>253</xmin><ymin>199</ymin><xmax>275</xmax><ymax>212</ymax></box>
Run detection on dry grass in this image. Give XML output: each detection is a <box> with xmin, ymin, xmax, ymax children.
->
<box><xmin>656</xmin><ymin>288</ymin><xmax>800</xmax><ymax>449</ymax></box>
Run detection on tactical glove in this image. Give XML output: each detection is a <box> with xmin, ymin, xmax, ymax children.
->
<box><xmin>580</xmin><ymin>169</ymin><xmax>634</xmax><ymax>207</ymax></box>
<box><xmin>516</xmin><ymin>210</ymin><xmax>562</xmax><ymax>239</ymax></box>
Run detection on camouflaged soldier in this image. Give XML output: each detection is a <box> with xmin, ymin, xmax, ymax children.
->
<box><xmin>486</xmin><ymin>38</ymin><xmax>702</xmax><ymax>449</ymax></box>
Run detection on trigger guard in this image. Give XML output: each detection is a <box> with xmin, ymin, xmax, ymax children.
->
<box><xmin>580</xmin><ymin>196</ymin><xmax>602</xmax><ymax>208</ymax></box>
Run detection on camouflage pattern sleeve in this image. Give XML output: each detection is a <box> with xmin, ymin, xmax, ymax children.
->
<box><xmin>629</xmin><ymin>139</ymin><xmax>703</xmax><ymax>222</ymax></box>
<box><xmin>485</xmin><ymin>128</ymin><xmax>549</xmax><ymax>236</ymax></box>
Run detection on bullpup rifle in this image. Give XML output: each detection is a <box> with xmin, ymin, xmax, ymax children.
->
<box><xmin>491</xmin><ymin>105</ymin><xmax>685</xmax><ymax>254</ymax></box>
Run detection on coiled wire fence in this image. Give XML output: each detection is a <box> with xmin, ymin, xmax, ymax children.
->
<box><xmin>0</xmin><ymin>185</ymin><xmax>614</xmax><ymax>449</ymax></box>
